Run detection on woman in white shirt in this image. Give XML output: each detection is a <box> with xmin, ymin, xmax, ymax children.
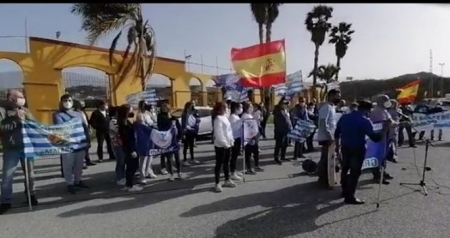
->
<box><xmin>229</xmin><ymin>102</ymin><xmax>244</xmax><ymax>181</ymax></box>
<box><xmin>241</xmin><ymin>102</ymin><xmax>263</xmax><ymax>174</ymax></box>
<box><xmin>212</xmin><ymin>102</ymin><xmax>236</xmax><ymax>192</ymax></box>
<box><xmin>136</xmin><ymin>100</ymin><xmax>157</xmax><ymax>184</ymax></box>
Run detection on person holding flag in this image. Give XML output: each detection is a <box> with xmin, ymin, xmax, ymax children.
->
<box><xmin>335</xmin><ymin>100</ymin><xmax>383</xmax><ymax>204</ymax></box>
<box><xmin>241</xmin><ymin>101</ymin><xmax>263</xmax><ymax>174</ymax></box>
<box><xmin>229</xmin><ymin>102</ymin><xmax>244</xmax><ymax>181</ymax></box>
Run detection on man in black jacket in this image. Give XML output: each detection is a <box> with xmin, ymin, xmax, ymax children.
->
<box><xmin>89</xmin><ymin>100</ymin><xmax>115</xmax><ymax>162</ymax></box>
<box><xmin>273</xmin><ymin>97</ymin><xmax>292</xmax><ymax>164</ymax></box>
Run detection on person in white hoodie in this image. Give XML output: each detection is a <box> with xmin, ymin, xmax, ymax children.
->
<box><xmin>241</xmin><ymin>102</ymin><xmax>263</xmax><ymax>174</ymax></box>
<box><xmin>229</xmin><ymin>102</ymin><xmax>244</xmax><ymax>181</ymax></box>
<box><xmin>212</xmin><ymin>101</ymin><xmax>236</xmax><ymax>192</ymax></box>
<box><xmin>136</xmin><ymin>100</ymin><xmax>157</xmax><ymax>184</ymax></box>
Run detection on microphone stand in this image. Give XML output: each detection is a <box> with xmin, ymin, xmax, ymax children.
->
<box><xmin>399</xmin><ymin>123</ymin><xmax>439</xmax><ymax>196</ymax></box>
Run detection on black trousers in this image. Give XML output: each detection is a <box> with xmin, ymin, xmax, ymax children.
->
<box><xmin>341</xmin><ymin>146</ymin><xmax>366</xmax><ymax>199</ymax></box>
<box><xmin>306</xmin><ymin>131</ymin><xmax>315</xmax><ymax>152</ymax></box>
<box><xmin>96</xmin><ymin>131</ymin><xmax>115</xmax><ymax>161</ymax></box>
<box><xmin>125</xmin><ymin>152</ymin><xmax>139</xmax><ymax>187</ymax></box>
<box><xmin>183</xmin><ymin>132</ymin><xmax>196</xmax><ymax>161</ymax></box>
<box><xmin>214</xmin><ymin>147</ymin><xmax>231</xmax><ymax>184</ymax></box>
<box><xmin>230</xmin><ymin>138</ymin><xmax>241</xmax><ymax>173</ymax></box>
<box><xmin>244</xmin><ymin>143</ymin><xmax>259</xmax><ymax>170</ymax></box>
<box><xmin>166</xmin><ymin>151</ymin><xmax>181</xmax><ymax>175</ymax></box>
<box><xmin>261</xmin><ymin>117</ymin><xmax>268</xmax><ymax>138</ymax></box>
<box><xmin>274</xmin><ymin>134</ymin><xmax>288</xmax><ymax>161</ymax></box>
<box><xmin>398</xmin><ymin>125</ymin><xmax>415</xmax><ymax>146</ymax></box>
<box><xmin>161</xmin><ymin>154</ymin><xmax>167</xmax><ymax>170</ymax></box>
<box><xmin>293</xmin><ymin>141</ymin><xmax>304</xmax><ymax>160</ymax></box>
<box><xmin>84</xmin><ymin>148</ymin><xmax>92</xmax><ymax>163</ymax></box>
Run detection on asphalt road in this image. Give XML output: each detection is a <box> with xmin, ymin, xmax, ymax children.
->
<box><xmin>1</xmin><ymin>126</ymin><xmax>450</xmax><ymax>238</ymax></box>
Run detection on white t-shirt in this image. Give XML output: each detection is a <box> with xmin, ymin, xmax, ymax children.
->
<box><xmin>228</xmin><ymin>113</ymin><xmax>242</xmax><ymax>139</ymax></box>
<box><xmin>317</xmin><ymin>103</ymin><xmax>337</xmax><ymax>141</ymax></box>
<box><xmin>213</xmin><ymin>115</ymin><xmax>234</xmax><ymax>148</ymax></box>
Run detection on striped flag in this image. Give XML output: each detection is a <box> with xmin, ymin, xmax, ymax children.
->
<box><xmin>213</xmin><ymin>73</ymin><xmax>240</xmax><ymax>87</ymax></box>
<box><xmin>22</xmin><ymin>119</ymin><xmax>88</xmax><ymax>158</ymax></box>
<box><xmin>126</xmin><ymin>88</ymin><xmax>158</xmax><ymax>108</ymax></box>
<box><xmin>288</xmin><ymin>120</ymin><xmax>316</xmax><ymax>142</ymax></box>
<box><xmin>231</xmin><ymin>40</ymin><xmax>286</xmax><ymax>88</ymax></box>
<box><xmin>224</xmin><ymin>88</ymin><xmax>249</xmax><ymax>102</ymax></box>
<box><xmin>273</xmin><ymin>70</ymin><xmax>303</xmax><ymax>96</ymax></box>
<box><xmin>396</xmin><ymin>79</ymin><xmax>420</xmax><ymax>104</ymax></box>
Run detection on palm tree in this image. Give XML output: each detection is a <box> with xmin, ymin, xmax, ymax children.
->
<box><xmin>329</xmin><ymin>22</ymin><xmax>354</xmax><ymax>81</ymax></box>
<box><xmin>305</xmin><ymin>5</ymin><xmax>333</xmax><ymax>99</ymax></box>
<box><xmin>250</xmin><ymin>4</ymin><xmax>267</xmax><ymax>45</ymax></box>
<box><xmin>265</xmin><ymin>4</ymin><xmax>283</xmax><ymax>43</ymax></box>
<box><xmin>308</xmin><ymin>64</ymin><xmax>340</xmax><ymax>100</ymax></box>
<box><xmin>71</xmin><ymin>3</ymin><xmax>156</xmax><ymax>91</ymax></box>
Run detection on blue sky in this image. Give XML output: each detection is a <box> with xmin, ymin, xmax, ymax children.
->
<box><xmin>0</xmin><ymin>3</ymin><xmax>450</xmax><ymax>89</ymax></box>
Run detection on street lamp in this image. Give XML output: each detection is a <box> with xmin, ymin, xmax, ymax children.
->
<box><xmin>439</xmin><ymin>63</ymin><xmax>445</xmax><ymax>97</ymax></box>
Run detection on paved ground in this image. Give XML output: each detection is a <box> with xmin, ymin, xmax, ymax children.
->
<box><xmin>1</xmin><ymin>127</ymin><xmax>450</xmax><ymax>238</ymax></box>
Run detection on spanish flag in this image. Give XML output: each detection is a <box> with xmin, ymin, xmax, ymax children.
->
<box><xmin>231</xmin><ymin>40</ymin><xmax>286</xmax><ymax>88</ymax></box>
<box><xmin>396</xmin><ymin>79</ymin><xmax>421</xmax><ymax>104</ymax></box>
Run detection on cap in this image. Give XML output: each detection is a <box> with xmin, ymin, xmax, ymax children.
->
<box><xmin>357</xmin><ymin>100</ymin><xmax>373</xmax><ymax>110</ymax></box>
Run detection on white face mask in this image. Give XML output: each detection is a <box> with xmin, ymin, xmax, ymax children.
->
<box><xmin>16</xmin><ymin>98</ymin><xmax>26</xmax><ymax>107</ymax></box>
<box><xmin>383</xmin><ymin>101</ymin><xmax>392</xmax><ymax>109</ymax></box>
<box><xmin>236</xmin><ymin>108</ymin><xmax>243</xmax><ymax>115</ymax></box>
<box><xmin>63</xmin><ymin>101</ymin><xmax>73</xmax><ymax>109</ymax></box>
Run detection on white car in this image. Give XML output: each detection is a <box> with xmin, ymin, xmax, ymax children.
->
<box><xmin>172</xmin><ymin>106</ymin><xmax>213</xmax><ymax>136</ymax></box>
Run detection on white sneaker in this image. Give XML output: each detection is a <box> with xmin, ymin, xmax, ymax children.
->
<box><xmin>161</xmin><ymin>168</ymin><xmax>169</xmax><ymax>175</ymax></box>
<box><xmin>168</xmin><ymin>174</ymin><xmax>175</xmax><ymax>182</ymax></box>
<box><xmin>127</xmin><ymin>186</ymin><xmax>143</xmax><ymax>192</ymax></box>
<box><xmin>230</xmin><ymin>173</ymin><xmax>242</xmax><ymax>181</ymax></box>
<box><xmin>177</xmin><ymin>173</ymin><xmax>183</xmax><ymax>180</ymax></box>
<box><xmin>116</xmin><ymin>179</ymin><xmax>126</xmax><ymax>186</ymax></box>
<box><xmin>223</xmin><ymin>180</ymin><xmax>237</xmax><ymax>188</ymax></box>
<box><xmin>215</xmin><ymin>183</ymin><xmax>223</xmax><ymax>193</ymax></box>
<box><xmin>148</xmin><ymin>172</ymin><xmax>157</xmax><ymax>179</ymax></box>
<box><xmin>191</xmin><ymin>159</ymin><xmax>201</xmax><ymax>165</ymax></box>
<box><xmin>235</xmin><ymin>171</ymin><xmax>244</xmax><ymax>177</ymax></box>
<box><xmin>140</xmin><ymin>179</ymin><xmax>148</xmax><ymax>185</ymax></box>
<box><xmin>182</xmin><ymin>161</ymin><xmax>191</xmax><ymax>167</ymax></box>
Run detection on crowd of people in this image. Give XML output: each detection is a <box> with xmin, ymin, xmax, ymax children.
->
<box><xmin>0</xmin><ymin>87</ymin><xmax>445</xmax><ymax>214</ymax></box>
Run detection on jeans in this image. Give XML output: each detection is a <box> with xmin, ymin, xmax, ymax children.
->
<box><xmin>125</xmin><ymin>153</ymin><xmax>139</xmax><ymax>188</ymax></box>
<box><xmin>1</xmin><ymin>150</ymin><xmax>35</xmax><ymax>204</ymax></box>
<box><xmin>398</xmin><ymin>124</ymin><xmax>415</xmax><ymax>146</ymax></box>
<box><xmin>183</xmin><ymin>132</ymin><xmax>196</xmax><ymax>161</ymax></box>
<box><xmin>139</xmin><ymin>156</ymin><xmax>154</xmax><ymax>181</ymax></box>
<box><xmin>61</xmin><ymin>150</ymin><xmax>85</xmax><ymax>185</ymax></box>
<box><xmin>230</xmin><ymin>138</ymin><xmax>241</xmax><ymax>173</ymax></box>
<box><xmin>113</xmin><ymin>146</ymin><xmax>126</xmax><ymax>181</ymax></box>
<box><xmin>166</xmin><ymin>151</ymin><xmax>181</xmax><ymax>175</ymax></box>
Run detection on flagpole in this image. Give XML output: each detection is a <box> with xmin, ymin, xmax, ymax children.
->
<box><xmin>24</xmin><ymin>17</ymin><xmax>29</xmax><ymax>53</ymax></box>
<box><xmin>24</xmin><ymin>158</ymin><xmax>33</xmax><ymax>211</ymax></box>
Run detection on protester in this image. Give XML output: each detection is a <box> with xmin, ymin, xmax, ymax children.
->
<box><xmin>336</xmin><ymin>99</ymin><xmax>348</xmax><ymax>113</ymax></box>
<box><xmin>89</xmin><ymin>100</ymin><xmax>116</xmax><ymax>162</ymax></box>
<box><xmin>181</xmin><ymin>101</ymin><xmax>201</xmax><ymax>166</ymax></box>
<box><xmin>370</xmin><ymin>95</ymin><xmax>395</xmax><ymax>184</ymax></box>
<box><xmin>349</xmin><ymin>102</ymin><xmax>358</xmax><ymax>112</ymax></box>
<box><xmin>136</xmin><ymin>100</ymin><xmax>157</xmax><ymax>184</ymax></box>
<box><xmin>306</xmin><ymin>102</ymin><xmax>317</xmax><ymax>152</ymax></box>
<box><xmin>273</xmin><ymin>97</ymin><xmax>292</xmax><ymax>164</ymax></box>
<box><xmin>259</xmin><ymin>101</ymin><xmax>269</xmax><ymax>139</ymax></box>
<box><xmin>108</xmin><ymin>106</ymin><xmax>126</xmax><ymax>186</ymax></box>
<box><xmin>117</xmin><ymin>104</ymin><xmax>142</xmax><ymax>192</ymax></box>
<box><xmin>53</xmin><ymin>94</ymin><xmax>90</xmax><ymax>194</ymax></box>
<box><xmin>0</xmin><ymin>89</ymin><xmax>38</xmax><ymax>214</ymax></box>
<box><xmin>317</xmin><ymin>89</ymin><xmax>341</xmax><ymax>188</ymax></box>
<box><xmin>335</xmin><ymin>100</ymin><xmax>383</xmax><ymax>204</ymax></box>
<box><xmin>225</xmin><ymin>98</ymin><xmax>233</xmax><ymax>118</ymax></box>
<box><xmin>74</xmin><ymin>100</ymin><xmax>95</xmax><ymax>166</ymax></box>
<box><xmin>212</xmin><ymin>102</ymin><xmax>236</xmax><ymax>192</ymax></box>
<box><xmin>166</xmin><ymin>114</ymin><xmax>183</xmax><ymax>181</ymax></box>
<box><xmin>190</xmin><ymin>99</ymin><xmax>199</xmax><ymax>147</ymax></box>
<box><xmin>430</xmin><ymin>101</ymin><xmax>444</xmax><ymax>141</ymax></box>
<box><xmin>292</xmin><ymin>97</ymin><xmax>308</xmax><ymax>160</ymax></box>
<box><xmin>398</xmin><ymin>103</ymin><xmax>415</xmax><ymax>147</ymax></box>
<box><xmin>241</xmin><ymin>102</ymin><xmax>263</xmax><ymax>174</ymax></box>
<box><xmin>229</xmin><ymin>102</ymin><xmax>244</xmax><ymax>181</ymax></box>
<box><xmin>387</xmin><ymin>99</ymin><xmax>400</xmax><ymax>163</ymax></box>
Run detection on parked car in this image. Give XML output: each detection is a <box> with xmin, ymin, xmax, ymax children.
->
<box><xmin>172</xmin><ymin>106</ymin><xmax>213</xmax><ymax>136</ymax></box>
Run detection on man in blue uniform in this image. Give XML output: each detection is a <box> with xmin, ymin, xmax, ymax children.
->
<box><xmin>335</xmin><ymin>100</ymin><xmax>383</xmax><ymax>205</ymax></box>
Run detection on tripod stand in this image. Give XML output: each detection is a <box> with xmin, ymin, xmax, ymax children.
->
<box><xmin>399</xmin><ymin>126</ymin><xmax>439</xmax><ymax>196</ymax></box>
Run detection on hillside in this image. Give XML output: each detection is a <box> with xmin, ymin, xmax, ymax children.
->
<box><xmin>339</xmin><ymin>71</ymin><xmax>450</xmax><ymax>102</ymax></box>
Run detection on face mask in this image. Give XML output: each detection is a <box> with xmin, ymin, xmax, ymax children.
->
<box><xmin>63</xmin><ymin>101</ymin><xmax>73</xmax><ymax>109</ymax></box>
<box><xmin>128</xmin><ymin>112</ymin><xmax>135</xmax><ymax>118</ymax></box>
<box><xmin>16</xmin><ymin>98</ymin><xmax>26</xmax><ymax>107</ymax></box>
<box><xmin>384</xmin><ymin>101</ymin><xmax>392</xmax><ymax>108</ymax></box>
<box><xmin>236</xmin><ymin>108</ymin><xmax>243</xmax><ymax>114</ymax></box>
<box><xmin>248</xmin><ymin>107</ymin><xmax>254</xmax><ymax>114</ymax></box>
<box><xmin>105</xmin><ymin>106</ymin><xmax>109</xmax><ymax>110</ymax></box>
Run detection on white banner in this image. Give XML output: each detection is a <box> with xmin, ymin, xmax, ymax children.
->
<box><xmin>411</xmin><ymin>111</ymin><xmax>450</xmax><ymax>130</ymax></box>
<box><xmin>242</xmin><ymin>119</ymin><xmax>260</xmax><ymax>146</ymax></box>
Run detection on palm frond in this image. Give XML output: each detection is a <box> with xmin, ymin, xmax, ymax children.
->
<box><xmin>109</xmin><ymin>30</ymin><xmax>122</xmax><ymax>65</ymax></box>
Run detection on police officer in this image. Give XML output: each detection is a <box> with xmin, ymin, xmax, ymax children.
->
<box><xmin>335</xmin><ymin>100</ymin><xmax>383</xmax><ymax>205</ymax></box>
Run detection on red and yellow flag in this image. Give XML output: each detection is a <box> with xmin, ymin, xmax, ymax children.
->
<box><xmin>396</xmin><ymin>79</ymin><xmax>420</xmax><ymax>104</ymax></box>
<box><xmin>231</xmin><ymin>40</ymin><xmax>286</xmax><ymax>88</ymax></box>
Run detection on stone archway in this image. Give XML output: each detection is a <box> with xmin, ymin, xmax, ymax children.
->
<box><xmin>146</xmin><ymin>74</ymin><xmax>173</xmax><ymax>106</ymax></box>
<box><xmin>61</xmin><ymin>67</ymin><xmax>110</xmax><ymax>109</ymax></box>
<box><xmin>0</xmin><ymin>59</ymin><xmax>25</xmax><ymax>102</ymax></box>
<box><xmin>189</xmin><ymin>77</ymin><xmax>202</xmax><ymax>105</ymax></box>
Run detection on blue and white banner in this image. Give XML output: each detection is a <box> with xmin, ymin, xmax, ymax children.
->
<box><xmin>273</xmin><ymin>70</ymin><xmax>303</xmax><ymax>96</ymax></box>
<box><xmin>134</xmin><ymin>123</ymin><xmax>179</xmax><ymax>156</ymax></box>
<box><xmin>213</xmin><ymin>73</ymin><xmax>241</xmax><ymax>87</ymax></box>
<box><xmin>22</xmin><ymin>119</ymin><xmax>88</xmax><ymax>158</ymax></box>
<box><xmin>242</xmin><ymin>119</ymin><xmax>260</xmax><ymax>146</ymax></box>
<box><xmin>362</xmin><ymin>123</ymin><xmax>387</xmax><ymax>170</ymax></box>
<box><xmin>126</xmin><ymin>89</ymin><xmax>158</xmax><ymax>108</ymax></box>
<box><xmin>288</xmin><ymin>119</ymin><xmax>316</xmax><ymax>142</ymax></box>
<box><xmin>411</xmin><ymin>111</ymin><xmax>450</xmax><ymax>130</ymax></box>
<box><xmin>224</xmin><ymin>87</ymin><xmax>249</xmax><ymax>102</ymax></box>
